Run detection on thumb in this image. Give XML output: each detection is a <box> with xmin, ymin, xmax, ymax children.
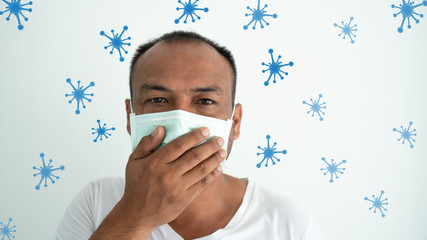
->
<box><xmin>129</xmin><ymin>126</ymin><xmax>165</xmax><ymax>161</ymax></box>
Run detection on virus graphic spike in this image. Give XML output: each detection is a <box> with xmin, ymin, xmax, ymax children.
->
<box><xmin>302</xmin><ymin>94</ymin><xmax>326</xmax><ymax>121</ymax></box>
<box><xmin>0</xmin><ymin>217</ymin><xmax>16</xmax><ymax>240</ymax></box>
<box><xmin>320</xmin><ymin>157</ymin><xmax>346</xmax><ymax>183</ymax></box>
<box><xmin>65</xmin><ymin>78</ymin><xmax>95</xmax><ymax>115</ymax></box>
<box><xmin>393</xmin><ymin>121</ymin><xmax>416</xmax><ymax>148</ymax></box>
<box><xmin>174</xmin><ymin>0</ymin><xmax>208</xmax><ymax>24</ymax></box>
<box><xmin>334</xmin><ymin>16</ymin><xmax>357</xmax><ymax>44</ymax></box>
<box><xmin>33</xmin><ymin>153</ymin><xmax>65</xmax><ymax>190</ymax></box>
<box><xmin>92</xmin><ymin>119</ymin><xmax>116</xmax><ymax>142</ymax></box>
<box><xmin>256</xmin><ymin>135</ymin><xmax>287</xmax><ymax>168</ymax></box>
<box><xmin>261</xmin><ymin>49</ymin><xmax>294</xmax><ymax>86</ymax></box>
<box><xmin>244</xmin><ymin>0</ymin><xmax>277</xmax><ymax>30</ymax></box>
<box><xmin>392</xmin><ymin>0</ymin><xmax>427</xmax><ymax>33</ymax></box>
<box><xmin>100</xmin><ymin>25</ymin><xmax>131</xmax><ymax>62</ymax></box>
<box><xmin>365</xmin><ymin>190</ymin><xmax>389</xmax><ymax>217</ymax></box>
<box><xmin>0</xmin><ymin>0</ymin><xmax>33</xmax><ymax>30</ymax></box>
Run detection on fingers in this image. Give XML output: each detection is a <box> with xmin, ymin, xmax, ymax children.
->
<box><xmin>129</xmin><ymin>126</ymin><xmax>165</xmax><ymax>162</ymax></box>
<box><xmin>172</xmin><ymin>136</ymin><xmax>224</xmax><ymax>176</ymax></box>
<box><xmin>156</xmin><ymin>127</ymin><xmax>211</xmax><ymax>164</ymax></box>
<box><xmin>181</xmin><ymin>146</ymin><xmax>226</xmax><ymax>189</ymax></box>
<box><xmin>186</xmin><ymin>164</ymin><xmax>223</xmax><ymax>198</ymax></box>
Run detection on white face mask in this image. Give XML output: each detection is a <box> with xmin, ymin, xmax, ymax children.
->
<box><xmin>129</xmin><ymin>106</ymin><xmax>234</xmax><ymax>168</ymax></box>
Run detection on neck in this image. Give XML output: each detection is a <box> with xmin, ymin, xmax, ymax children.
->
<box><xmin>169</xmin><ymin>174</ymin><xmax>229</xmax><ymax>227</ymax></box>
<box><xmin>167</xmin><ymin>173</ymin><xmax>248</xmax><ymax>240</ymax></box>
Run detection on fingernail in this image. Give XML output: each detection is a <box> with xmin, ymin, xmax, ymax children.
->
<box><xmin>216</xmin><ymin>137</ymin><xmax>224</xmax><ymax>147</ymax></box>
<box><xmin>151</xmin><ymin>126</ymin><xmax>159</xmax><ymax>137</ymax></box>
<box><xmin>217</xmin><ymin>164</ymin><xmax>223</xmax><ymax>172</ymax></box>
<box><xmin>201</xmin><ymin>127</ymin><xmax>210</xmax><ymax>137</ymax></box>
<box><xmin>219</xmin><ymin>149</ymin><xmax>227</xmax><ymax>158</ymax></box>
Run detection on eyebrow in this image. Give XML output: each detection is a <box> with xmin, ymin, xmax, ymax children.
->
<box><xmin>139</xmin><ymin>83</ymin><xmax>173</xmax><ymax>93</ymax></box>
<box><xmin>190</xmin><ymin>86</ymin><xmax>222</xmax><ymax>94</ymax></box>
<box><xmin>139</xmin><ymin>83</ymin><xmax>222</xmax><ymax>94</ymax></box>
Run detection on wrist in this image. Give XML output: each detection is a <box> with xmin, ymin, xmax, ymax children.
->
<box><xmin>116</xmin><ymin>197</ymin><xmax>158</xmax><ymax>233</ymax></box>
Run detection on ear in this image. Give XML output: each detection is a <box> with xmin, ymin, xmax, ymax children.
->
<box><xmin>231</xmin><ymin>103</ymin><xmax>242</xmax><ymax>140</ymax></box>
<box><xmin>125</xmin><ymin>99</ymin><xmax>131</xmax><ymax>135</ymax></box>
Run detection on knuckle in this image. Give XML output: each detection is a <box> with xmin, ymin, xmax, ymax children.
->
<box><xmin>136</xmin><ymin>136</ymin><xmax>150</xmax><ymax>149</ymax></box>
<box><xmin>172</xmin><ymin>140</ymin><xmax>185</xmax><ymax>152</ymax></box>
<box><xmin>198</xmin><ymin>163</ymin><xmax>208</xmax><ymax>175</ymax></box>
<box><xmin>146</xmin><ymin>160</ymin><xmax>157</xmax><ymax>171</ymax></box>
<box><xmin>192</xmin><ymin>128</ymin><xmax>206</xmax><ymax>140</ymax></box>
<box><xmin>165</xmin><ymin>193</ymin><xmax>177</xmax><ymax>204</ymax></box>
<box><xmin>216</xmin><ymin>151</ymin><xmax>224</xmax><ymax>164</ymax></box>
<box><xmin>159</xmin><ymin>174</ymin><xmax>170</xmax><ymax>186</ymax></box>
<box><xmin>164</xmin><ymin>171</ymin><xmax>174</xmax><ymax>181</ymax></box>
<box><xmin>166</xmin><ymin>187</ymin><xmax>182</xmax><ymax>204</ymax></box>
<box><xmin>209</xmin><ymin>138</ymin><xmax>221</xmax><ymax>150</ymax></box>
<box><xmin>200</xmin><ymin>176</ymin><xmax>209</xmax><ymax>186</ymax></box>
<box><xmin>129</xmin><ymin>150</ymin><xmax>142</xmax><ymax>160</ymax></box>
<box><xmin>138</xmin><ymin>136</ymin><xmax>148</xmax><ymax>145</ymax></box>
<box><xmin>159</xmin><ymin>179</ymin><xmax>169</xmax><ymax>190</ymax></box>
<box><xmin>128</xmin><ymin>154</ymin><xmax>136</xmax><ymax>163</ymax></box>
<box><xmin>189</xmin><ymin>149</ymin><xmax>202</xmax><ymax>162</ymax></box>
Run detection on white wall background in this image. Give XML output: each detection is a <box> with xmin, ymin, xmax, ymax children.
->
<box><xmin>1</xmin><ymin>0</ymin><xmax>426</xmax><ymax>239</ymax></box>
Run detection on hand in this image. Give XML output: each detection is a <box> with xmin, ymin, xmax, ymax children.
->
<box><xmin>121</xmin><ymin>126</ymin><xmax>226</xmax><ymax>231</ymax></box>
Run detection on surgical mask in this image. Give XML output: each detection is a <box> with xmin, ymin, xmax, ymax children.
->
<box><xmin>129</xmin><ymin>105</ymin><xmax>234</xmax><ymax>168</ymax></box>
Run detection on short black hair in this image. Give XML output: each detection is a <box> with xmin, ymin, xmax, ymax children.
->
<box><xmin>129</xmin><ymin>31</ymin><xmax>237</xmax><ymax>107</ymax></box>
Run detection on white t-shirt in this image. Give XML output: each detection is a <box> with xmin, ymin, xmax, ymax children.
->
<box><xmin>56</xmin><ymin>177</ymin><xmax>324</xmax><ymax>240</ymax></box>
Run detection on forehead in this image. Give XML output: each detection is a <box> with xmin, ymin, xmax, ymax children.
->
<box><xmin>131</xmin><ymin>40</ymin><xmax>233</xmax><ymax>96</ymax></box>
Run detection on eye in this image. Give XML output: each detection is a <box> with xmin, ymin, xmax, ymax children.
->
<box><xmin>196</xmin><ymin>99</ymin><xmax>214</xmax><ymax>105</ymax></box>
<box><xmin>148</xmin><ymin>97</ymin><xmax>168</xmax><ymax>103</ymax></box>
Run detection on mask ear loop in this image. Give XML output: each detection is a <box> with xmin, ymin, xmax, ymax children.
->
<box><xmin>130</xmin><ymin>100</ymin><xmax>134</xmax><ymax>114</ymax></box>
<box><xmin>229</xmin><ymin>105</ymin><xmax>236</xmax><ymax>120</ymax></box>
<box><xmin>222</xmin><ymin>105</ymin><xmax>236</xmax><ymax>170</ymax></box>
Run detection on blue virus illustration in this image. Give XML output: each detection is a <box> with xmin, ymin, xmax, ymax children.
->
<box><xmin>262</xmin><ymin>49</ymin><xmax>294</xmax><ymax>86</ymax></box>
<box><xmin>0</xmin><ymin>0</ymin><xmax>32</xmax><ymax>30</ymax></box>
<box><xmin>392</xmin><ymin>0</ymin><xmax>427</xmax><ymax>33</ymax></box>
<box><xmin>365</xmin><ymin>190</ymin><xmax>389</xmax><ymax>217</ymax></box>
<box><xmin>334</xmin><ymin>17</ymin><xmax>357</xmax><ymax>44</ymax></box>
<box><xmin>0</xmin><ymin>218</ymin><xmax>16</xmax><ymax>240</ymax></box>
<box><xmin>303</xmin><ymin>94</ymin><xmax>326</xmax><ymax>121</ymax></box>
<box><xmin>244</xmin><ymin>0</ymin><xmax>277</xmax><ymax>30</ymax></box>
<box><xmin>100</xmin><ymin>25</ymin><xmax>131</xmax><ymax>62</ymax></box>
<box><xmin>256</xmin><ymin>135</ymin><xmax>287</xmax><ymax>168</ymax></box>
<box><xmin>320</xmin><ymin>157</ymin><xmax>346</xmax><ymax>183</ymax></box>
<box><xmin>393</xmin><ymin>121</ymin><xmax>416</xmax><ymax>148</ymax></box>
<box><xmin>174</xmin><ymin>0</ymin><xmax>208</xmax><ymax>24</ymax></box>
<box><xmin>92</xmin><ymin>120</ymin><xmax>116</xmax><ymax>142</ymax></box>
<box><xmin>65</xmin><ymin>78</ymin><xmax>95</xmax><ymax>115</ymax></box>
<box><xmin>33</xmin><ymin>153</ymin><xmax>65</xmax><ymax>190</ymax></box>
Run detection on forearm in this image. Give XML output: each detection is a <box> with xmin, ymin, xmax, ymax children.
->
<box><xmin>89</xmin><ymin>199</ymin><xmax>155</xmax><ymax>240</ymax></box>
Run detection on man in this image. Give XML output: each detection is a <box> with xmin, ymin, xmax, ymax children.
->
<box><xmin>56</xmin><ymin>31</ymin><xmax>324</xmax><ymax>240</ymax></box>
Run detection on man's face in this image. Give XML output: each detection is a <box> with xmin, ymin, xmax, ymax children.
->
<box><xmin>126</xmin><ymin>40</ymin><xmax>242</xmax><ymax>152</ymax></box>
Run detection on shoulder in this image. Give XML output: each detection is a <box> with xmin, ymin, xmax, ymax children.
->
<box><xmin>85</xmin><ymin>176</ymin><xmax>125</xmax><ymax>197</ymax></box>
<box><xmin>67</xmin><ymin>178</ymin><xmax>124</xmax><ymax>221</ymax></box>
<box><xmin>247</xmin><ymin>180</ymin><xmax>323</xmax><ymax>239</ymax></box>
<box><xmin>74</xmin><ymin>176</ymin><xmax>124</xmax><ymax>206</ymax></box>
<box><xmin>251</xmin><ymin>181</ymin><xmax>309</xmax><ymax>220</ymax></box>
<box><xmin>66</xmin><ymin>176</ymin><xmax>125</xmax><ymax>215</ymax></box>
<box><xmin>56</xmin><ymin>177</ymin><xmax>125</xmax><ymax>239</ymax></box>
<box><xmin>83</xmin><ymin>176</ymin><xmax>125</xmax><ymax>221</ymax></box>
